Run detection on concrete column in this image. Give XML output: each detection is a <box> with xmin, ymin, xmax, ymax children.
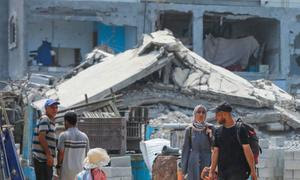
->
<box><xmin>8</xmin><ymin>0</ymin><xmax>27</xmax><ymax>80</ymax></box>
<box><xmin>136</xmin><ymin>3</ymin><xmax>152</xmax><ymax>41</ymax></box>
<box><xmin>193</xmin><ymin>11</ymin><xmax>204</xmax><ymax>56</ymax></box>
<box><xmin>0</xmin><ymin>0</ymin><xmax>9</xmax><ymax>80</ymax></box>
<box><xmin>280</xmin><ymin>19</ymin><xmax>291</xmax><ymax>77</ymax></box>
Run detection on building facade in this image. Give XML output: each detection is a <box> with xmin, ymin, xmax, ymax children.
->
<box><xmin>3</xmin><ymin>0</ymin><xmax>300</xmax><ymax>94</ymax></box>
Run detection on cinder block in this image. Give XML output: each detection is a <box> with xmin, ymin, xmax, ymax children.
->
<box><xmin>271</xmin><ymin>137</ymin><xmax>285</xmax><ymax>147</ymax></box>
<box><xmin>261</xmin><ymin>149</ymin><xmax>275</xmax><ymax>159</ymax></box>
<box><xmin>274</xmin><ymin>167</ymin><xmax>283</xmax><ymax>177</ymax></box>
<box><xmin>258</xmin><ymin>167</ymin><xmax>274</xmax><ymax>178</ymax></box>
<box><xmin>102</xmin><ymin>167</ymin><xmax>132</xmax><ymax>177</ymax></box>
<box><xmin>285</xmin><ymin>160</ymin><xmax>300</xmax><ymax>170</ymax></box>
<box><xmin>294</xmin><ymin>151</ymin><xmax>300</xmax><ymax>160</ymax></box>
<box><xmin>111</xmin><ymin>156</ymin><xmax>131</xmax><ymax>167</ymax></box>
<box><xmin>294</xmin><ymin>169</ymin><xmax>300</xmax><ymax>178</ymax></box>
<box><xmin>284</xmin><ymin>170</ymin><xmax>293</xmax><ymax>178</ymax></box>
<box><xmin>259</xmin><ymin>139</ymin><xmax>270</xmax><ymax>149</ymax></box>
<box><xmin>284</xmin><ymin>150</ymin><xmax>294</xmax><ymax>160</ymax></box>
<box><xmin>257</xmin><ymin>158</ymin><xmax>277</xmax><ymax>168</ymax></box>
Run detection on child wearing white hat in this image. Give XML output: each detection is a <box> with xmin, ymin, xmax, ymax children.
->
<box><xmin>76</xmin><ymin>148</ymin><xmax>110</xmax><ymax>180</ymax></box>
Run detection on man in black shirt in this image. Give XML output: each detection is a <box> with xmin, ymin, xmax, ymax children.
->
<box><xmin>207</xmin><ymin>102</ymin><xmax>257</xmax><ymax>180</ymax></box>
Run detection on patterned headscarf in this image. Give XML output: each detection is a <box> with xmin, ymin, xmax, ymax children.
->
<box><xmin>192</xmin><ymin>104</ymin><xmax>207</xmax><ymax>130</ymax></box>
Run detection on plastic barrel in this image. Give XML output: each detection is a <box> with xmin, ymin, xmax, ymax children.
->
<box><xmin>131</xmin><ymin>154</ymin><xmax>151</xmax><ymax>180</ymax></box>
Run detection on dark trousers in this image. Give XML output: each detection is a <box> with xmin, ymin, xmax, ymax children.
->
<box><xmin>33</xmin><ymin>158</ymin><xmax>53</xmax><ymax>180</ymax></box>
<box><xmin>218</xmin><ymin>172</ymin><xmax>248</xmax><ymax>180</ymax></box>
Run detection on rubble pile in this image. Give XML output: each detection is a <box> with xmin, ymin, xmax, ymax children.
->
<box><xmin>32</xmin><ymin>30</ymin><xmax>300</xmax><ymax>132</ymax></box>
<box><xmin>149</xmin><ymin>111</ymin><xmax>190</xmax><ymax>139</ymax></box>
<box><xmin>150</xmin><ymin>111</ymin><xmax>190</xmax><ymax>127</ymax></box>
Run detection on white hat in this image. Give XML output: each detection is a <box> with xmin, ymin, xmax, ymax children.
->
<box><xmin>83</xmin><ymin>148</ymin><xmax>110</xmax><ymax>169</ymax></box>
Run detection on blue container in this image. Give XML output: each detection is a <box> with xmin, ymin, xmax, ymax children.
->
<box><xmin>145</xmin><ymin>125</ymin><xmax>155</xmax><ymax>140</ymax></box>
<box><xmin>131</xmin><ymin>154</ymin><xmax>151</xmax><ymax>180</ymax></box>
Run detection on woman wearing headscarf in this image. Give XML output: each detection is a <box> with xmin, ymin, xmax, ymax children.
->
<box><xmin>181</xmin><ymin>105</ymin><xmax>214</xmax><ymax>180</ymax></box>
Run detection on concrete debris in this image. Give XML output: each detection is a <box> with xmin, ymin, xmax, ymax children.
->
<box><xmin>57</xmin><ymin>47</ymin><xmax>114</xmax><ymax>83</ymax></box>
<box><xmin>251</xmin><ymin>79</ymin><xmax>294</xmax><ymax>109</ymax></box>
<box><xmin>30</xmin><ymin>30</ymin><xmax>300</xmax><ymax>130</ymax></box>
<box><xmin>29</xmin><ymin>73</ymin><xmax>55</xmax><ymax>86</ymax></box>
<box><xmin>150</xmin><ymin>111</ymin><xmax>190</xmax><ymax>126</ymax></box>
<box><xmin>183</xmin><ymin>71</ymin><xmax>202</xmax><ymax>88</ymax></box>
<box><xmin>85</xmin><ymin>47</ymin><xmax>114</xmax><ymax>64</ymax></box>
<box><xmin>172</xmin><ymin>67</ymin><xmax>189</xmax><ymax>87</ymax></box>
<box><xmin>149</xmin><ymin>111</ymin><xmax>190</xmax><ymax>140</ymax></box>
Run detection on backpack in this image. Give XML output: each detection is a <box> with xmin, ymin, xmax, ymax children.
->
<box><xmin>236</xmin><ymin>118</ymin><xmax>262</xmax><ymax>164</ymax></box>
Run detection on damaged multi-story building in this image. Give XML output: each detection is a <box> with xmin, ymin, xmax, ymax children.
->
<box><xmin>1</xmin><ymin>0</ymin><xmax>300</xmax><ymax>96</ymax></box>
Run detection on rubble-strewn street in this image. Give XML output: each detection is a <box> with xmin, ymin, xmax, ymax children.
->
<box><xmin>2</xmin><ymin>1</ymin><xmax>300</xmax><ymax>179</ymax></box>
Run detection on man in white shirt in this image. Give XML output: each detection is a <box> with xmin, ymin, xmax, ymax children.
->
<box><xmin>57</xmin><ymin>112</ymin><xmax>89</xmax><ymax>180</ymax></box>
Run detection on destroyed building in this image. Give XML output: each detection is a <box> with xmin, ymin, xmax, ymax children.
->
<box><xmin>2</xmin><ymin>0</ymin><xmax>300</xmax><ymax>98</ymax></box>
<box><xmin>31</xmin><ymin>30</ymin><xmax>300</xmax><ymax>135</ymax></box>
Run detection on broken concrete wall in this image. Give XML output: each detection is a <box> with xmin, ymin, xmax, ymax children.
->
<box><xmin>9</xmin><ymin>0</ymin><xmax>300</xmax><ymax>91</ymax></box>
<box><xmin>28</xmin><ymin>0</ymin><xmax>140</xmax><ymax>27</ymax></box>
<box><xmin>229</xmin><ymin>17</ymin><xmax>280</xmax><ymax>73</ymax></box>
<box><xmin>145</xmin><ymin>3</ymin><xmax>300</xmax><ymax>97</ymax></box>
<box><xmin>19</xmin><ymin>0</ymin><xmax>299</xmax><ymax>85</ymax></box>
<box><xmin>27</xmin><ymin>19</ymin><xmax>94</xmax><ymax>64</ymax></box>
<box><xmin>290</xmin><ymin>34</ymin><xmax>300</xmax><ymax>76</ymax></box>
<box><xmin>156</xmin><ymin>11</ymin><xmax>193</xmax><ymax>49</ymax></box>
<box><xmin>146</xmin><ymin>3</ymin><xmax>299</xmax><ymax>80</ymax></box>
<box><xmin>9</xmin><ymin>0</ymin><xmax>300</xmax><ymax>98</ymax></box>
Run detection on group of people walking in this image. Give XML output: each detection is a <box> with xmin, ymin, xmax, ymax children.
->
<box><xmin>181</xmin><ymin>102</ymin><xmax>257</xmax><ymax>180</ymax></box>
<box><xmin>31</xmin><ymin>98</ymin><xmax>257</xmax><ymax>180</ymax></box>
<box><xmin>32</xmin><ymin>99</ymin><xmax>109</xmax><ymax>180</ymax></box>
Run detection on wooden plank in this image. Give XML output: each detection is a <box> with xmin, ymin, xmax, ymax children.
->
<box><xmin>109</xmin><ymin>101</ymin><xmax>121</xmax><ymax>117</ymax></box>
<box><xmin>120</xmin><ymin>118</ymin><xmax>127</xmax><ymax>155</ymax></box>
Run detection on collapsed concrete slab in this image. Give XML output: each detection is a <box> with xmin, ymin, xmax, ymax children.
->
<box><xmin>34</xmin><ymin>30</ymin><xmax>300</xmax><ymax>130</ymax></box>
